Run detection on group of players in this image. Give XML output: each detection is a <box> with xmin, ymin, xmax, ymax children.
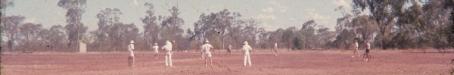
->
<box><xmin>126</xmin><ymin>38</ymin><xmax>371</xmax><ymax>68</ymax></box>
<box><xmin>126</xmin><ymin>40</ymin><xmax>269</xmax><ymax>67</ymax></box>
<box><xmin>124</xmin><ymin>39</ymin><xmax>454</xmax><ymax>75</ymax></box>
<box><xmin>352</xmin><ymin>39</ymin><xmax>372</xmax><ymax>62</ymax></box>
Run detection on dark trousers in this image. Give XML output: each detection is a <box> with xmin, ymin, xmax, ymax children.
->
<box><xmin>128</xmin><ymin>56</ymin><xmax>134</xmax><ymax>67</ymax></box>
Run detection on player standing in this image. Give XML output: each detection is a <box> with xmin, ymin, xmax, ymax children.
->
<box><xmin>352</xmin><ymin>40</ymin><xmax>359</xmax><ymax>58</ymax></box>
<box><xmin>152</xmin><ymin>43</ymin><xmax>159</xmax><ymax>57</ymax></box>
<box><xmin>162</xmin><ymin>40</ymin><xmax>173</xmax><ymax>67</ymax></box>
<box><xmin>273</xmin><ymin>42</ymin><xmax>278</xmax><ymax>56</ymax></box>
<box><xmin>227</xmin><ymin>44</ymin><xmax>232</xmax><ymax>54</ymax></box>
<box><xmin>242</xmin><ymin>41</ymin><xmax>253</xmax><ymax>67</ymax></box>
<box><xmin>201</xmin><ymin>40</ymin><xmax>214</xmax><ymax>67</ymax></box>
<box><xmin>128</xmin><ymin>40</ymin><xmax>135</xmax><ymax>67</ymax></box>
<box><xmin>363</xmin><ymin>41</ymin><xmax>371</xmax><ymax>62</ymax></box>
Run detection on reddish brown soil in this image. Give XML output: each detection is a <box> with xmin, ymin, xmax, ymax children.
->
<box><xmin>1</xmin><ymin>49</ymin><xmax>454</xmax><ymax>75</ymax></box>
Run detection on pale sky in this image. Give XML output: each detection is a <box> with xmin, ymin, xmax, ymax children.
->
<box><xmin>4</xmin><ymin>0</ymin><xmax>352</xmax><ymax>31</ymax></box>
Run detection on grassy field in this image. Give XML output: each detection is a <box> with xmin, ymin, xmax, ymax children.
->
<box><xmin>1</xmin><ymin>49</ymin><xmax>454</xmax><ymax>75</ymax></box>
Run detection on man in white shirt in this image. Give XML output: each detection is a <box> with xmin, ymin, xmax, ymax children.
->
<box><xmin>201</xmin><ymin>40</ymin><xmax>214</xmax><ymax>67</ymax></box>
<box><xmin>162</xmin><ymin>40</ymin><xmax>173</xmax><ymax>67</ymax></box>
<box><xmin>363</xmin><ymin>41</ymin><xmax>371</xmax><ymax>62</ymax></box>
<box><xmin>152</xmin><ymin>43</ymin><xmax>159</xmax><ymax>53</ymax></box>
<box><xmin>352</xmin><ymin>40</ymin><xmax>359</xmax><ymax>58</ymax></box>
<box><xmin>273</xmin><ymin>42</ymin><xmax>278</xmax><ymax>56</ymax></box>
<box><xmin>242</xmin><ymin>41</ymin><xmax>253</xmax><ymax>67</ymax></box>
<box><xmin>128</xmin><ymin>40</ymin><xmax>135</xmax><ymax>67</ymax></box>
<box><xmin>227</xmin><ymin>44</ymin><xmax>232</xmax><ymax>54</ymax></box>
<box><xmin>152</xmin><ymin>43</ymin><xmax>159</xmax><ymax>57</ymax></box>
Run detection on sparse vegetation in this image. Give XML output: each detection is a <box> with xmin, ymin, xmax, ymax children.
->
<box><xmin>1</xmin><ymin>0</ymin><xmax>453</xmax><ymax>52</ymax></box>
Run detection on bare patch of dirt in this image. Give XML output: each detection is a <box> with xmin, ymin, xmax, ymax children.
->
<box><xmin>1</xmin><ymin>49</ymin><xmax>453</xmax><ymax>75</ymax></box>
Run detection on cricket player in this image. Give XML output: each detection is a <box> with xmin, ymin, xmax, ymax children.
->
<box><xmin>201</xmin><ymin>40</ymin><xmax>214</xmax><ymax>67</ymax></box>
<box><xmin>152</xmin><ymin>43</ymin><xmax>159</xmax><ymax>53</ymax></box>
<box><xmin>162</xmin><ymin>40</ymin><xmax>173</xmax><ymax>67</ymax></box>
<box><xmin>227</xmin><ymin>44</ymin><xmax>232</xmax><ymax>54</ymax></box>
<box><xmin>352</xmin><ymin>40</ymin><xmax>359</xmax><ymax>58</ymax></box>
<box><xmin>128</xmin><ymin>40</ymin><xmax>135</xmax><ymax>67</ymax></box>
<box><xmin>273</xmin><ymin>42</ymin><xmax>278</xmax><ymax>56</ymax></box>
<box><xmin>242</xmin><ymin>41</ymin><xmax>253</xmax><ymax>67</ymax></box>
<box><xmin>363</xmin><ymin>41</ymin><xmax>371</xmax><ymax>62</ymax></box>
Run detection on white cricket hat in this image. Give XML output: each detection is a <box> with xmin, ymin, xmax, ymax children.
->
<box><xmin>130</xmin><ymin>40</ymin><xmax>135</xmax><ymax>43</ymax></box>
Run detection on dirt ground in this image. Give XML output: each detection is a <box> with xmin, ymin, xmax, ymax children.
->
<box><xmin>1</xmin><ymin>49</ymin><xmax>454</xmax><ymax>75</ymax></box>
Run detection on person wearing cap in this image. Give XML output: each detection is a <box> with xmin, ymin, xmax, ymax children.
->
<box><xmin>128</xmin><ymin>40</ymin><xmax>135</xmax><ymax>67</ymax></box>
<box><xmin>162</xmin><ymin>40</ymin><xmax>173</xmax><ymax>67</ymax></box>
<box><xmin>201</xmin><ymin>40</ymin><xmax>214</xmax><ymax>67</ymax></box>
<box><xmin>242</xmin><ymin>41</ymin><xmax>253</xmax><ymax>67</ymax></box>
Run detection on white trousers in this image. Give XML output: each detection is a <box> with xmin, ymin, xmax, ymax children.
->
<box><xmin>201</xmin><ymin>52</ymin><xmax>205</xmax><ymax>59</ymax></box>
<box><xmin>204</xmin><ymin>52</ymin><xmax>212</xmax><ymax>58</ymax></box>
<box><xmin>154</xmin><ymin>49</ymin><xmax>159</xmax><ymax>53</ymax></box>
<box><xmin>243</xmin><ymin>53</ymin><xmax>252</xmax><ymax>66</ymax></box>
<box><xmin>165</xmin><ymin>52</ymin><xmax>173</xmax><ymax>67</ymax></box>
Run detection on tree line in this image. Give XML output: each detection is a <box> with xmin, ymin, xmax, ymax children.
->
<box><xmin>333</xmin><ymin>0</ymin><xmax>454</xmax><ymax>49</ymax></box>
<box><xmin>1</xmin><ymin>0</ymin><xmax>453</xmax><ymax>52</ymax></box>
